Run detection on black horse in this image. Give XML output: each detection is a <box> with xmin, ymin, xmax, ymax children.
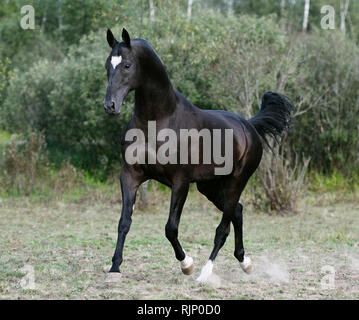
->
<box><xmin>104</xmin><ymin>28</ymin><xmax>294</xmax><ymax>282</ymax></box>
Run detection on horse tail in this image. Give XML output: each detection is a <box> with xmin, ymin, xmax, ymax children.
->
<box><xmin>248</xmin><ymin>91</ymin><xmax>294</xmax><ymax>147</ymax></box>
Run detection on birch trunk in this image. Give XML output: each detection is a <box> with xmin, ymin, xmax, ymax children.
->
<box><xmin>302</xmin><ymin>0</ymin><xmax>310</xmax><ymax>32</ymax></box>
<box><xmin>187</xmin><ymin>0</ymin><xmax>193</xmax><ymax>20</ymax></box>
<box><xmin>149</xmin><ymin>0</ymin><xmax>155</xmax><ymax>23</ymax></box>
<box><xmin>58</xmin><ymin>0</ymin><xmax>63</xmax><ymax>30</ymax></box>
<box><xmin>340</xmin><ymin>0</ymin><xmax>350</xmax><ymax>34</ymax></box>
<box><xmin>280</xmin><ymin>0</ymin><xmax>286</xmax><ymax>31</ymax></box>
<box><xmin>227</xmin><ymin>0</ymin><xmax>233</xmax><ymax>15</ymax></box>
<box><xmin>139</xmin><ymin>181</ymin><xmax>149</xmax><ymax>209</ymax></box>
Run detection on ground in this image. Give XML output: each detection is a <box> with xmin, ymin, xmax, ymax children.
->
<box><xmin>0</xmin><ymin>189</ymin><xmax>358</xmax><ymax>300</ymax></box>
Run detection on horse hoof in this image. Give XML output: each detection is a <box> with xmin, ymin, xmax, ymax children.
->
<box><xmin>240</xmin><ymin>256</ymin><xmax>254</xmax><ymax>274</ymax></box>
<box><xmin>181</xmin><ymin>263</ymin><xmax>194</xmax><ymax>275</ymax></box>
<box><xmin>180</xmin><ymin>256</ymin><xmax>194</xmax><ymax>275</ymax></box>
<box><xmin>105</xmin><ymin>272</ymin><xmax>122</xmax><ymax>283</ymax></box>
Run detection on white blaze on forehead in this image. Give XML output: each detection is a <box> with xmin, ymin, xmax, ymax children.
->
<box><xmin>111</xmin><ymin>55</ymin><xmax>122</xmax><ymax>69</ymax></box>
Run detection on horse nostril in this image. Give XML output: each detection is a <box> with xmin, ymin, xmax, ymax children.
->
<box><xmin>104</xmin><ymin>101</ymin><xmax>116</xmax><ymax>112</ymax></box>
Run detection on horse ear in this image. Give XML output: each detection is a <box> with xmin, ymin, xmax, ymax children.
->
<box><xmin>122</xmin><ymin>28</ymin><xmax>131</xmax><ymax>47</ymax></box>
<box><xmin>107</xmin><ymin>29</ymin><xmax>117</xmax><ymax>48</ymax></box>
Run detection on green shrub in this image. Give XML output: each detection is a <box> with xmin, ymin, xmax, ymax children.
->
<box><xmin>0</xmin><ymin>132</ymin><xmax>49</xmax><ymax>195</ymax></box>
<box><xmin>0</xmin><ymin>57</ymin><xmax>12</xmax><ymax>107</ymax></box>
<box><xmin>1</xmin><ymin>8</ymin><xmax>359</xmax><ymax>178</ymax></box>
<box><xmin>0</xmin><ymin>131</ymin><xmax>83</xmax><ymax>196</ymax></box>
<box><xmin>1</xmin><ymin>12</ymin><xmax>287</xmax><ymax>174</ymax></box>
<box><xmin>1</xmin><ymin>34</ymin><xmax>131</xmax><ymax>174</ymax></box>
<box><xmin>286</xmin><ymin>31</ymin><xmax>359</xmax><ymax>174</ymax></box>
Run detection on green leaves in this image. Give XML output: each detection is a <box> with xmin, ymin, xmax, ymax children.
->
<box><xmin>1</xmin><ymin>3</ymin><xmax>359</xmax><ymax>176</ymax></box>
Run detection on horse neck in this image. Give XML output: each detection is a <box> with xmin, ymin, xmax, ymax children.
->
<box><xmin>134</xmin><ymin>49</ymin><xmax>176</xmax><ymax>121</ymax></box>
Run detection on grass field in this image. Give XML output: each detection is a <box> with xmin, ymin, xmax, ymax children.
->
<box><xmin>0</xmin><ymin>189</ymin><xmax>358</xmax><ymax>300</ymax></box>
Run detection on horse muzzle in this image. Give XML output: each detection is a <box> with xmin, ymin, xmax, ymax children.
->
<box><xmin>104</xmin><ymin>98</ymin><xmax>124</xmax><ymax>115</ymax></box>
<box><xmin>103</xmin><ymin>87</ymin><xmax>129</xmax><ymax>115</ymax></box>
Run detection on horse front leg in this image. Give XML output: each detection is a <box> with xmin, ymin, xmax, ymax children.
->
<box><xmin>196</xmin><ymin>178</ymin><xmax>245</xmax><ymax>283</ymax></box>
<box><xmin>106</xmin><ymin>169</ymin><xmax>140</xmax><ymax>281</ymax></box>
<box><xmin>165</xmin><ymin>182</ymin><xmax>194</xmax><ymax>275</ymax></box>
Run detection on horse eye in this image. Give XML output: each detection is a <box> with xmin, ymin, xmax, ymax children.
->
<box><xmin>125</xmin><ymin>64</ymin><xmax>131</xmax><ymax>69</ymax></box>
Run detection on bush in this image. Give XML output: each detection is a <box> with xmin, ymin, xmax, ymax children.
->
<box><xmin>0</xmin><ymin>132</ymin><xmax>83</xmax><ymax>196</ymax></box>
<box><xmin>0</xmin><ymin>57</ymin><xmax>12</xmax><ymax>107</ymax></box>
<box><xmin>1</xmin><ymin>34</ymin><xmax>131</xmax><ymax>175</ymax></box>
<box><xmin>1</xmin><ymin>8</ymin><xmax>359</xmax><ymax>177</ymax></box>
<box><xmin>286</xmin><ymin>31</ymin><xmax>359</xmax><ymax>174</ymax></box>
<box><xmin>250</xmin><ymin>144</ymin><xmax>310</xmax><ymax>214</ymax></box>
<box><xmin>0</xmin><ymin>132</ymin><xmax>49</xmax><ymax>195</ymax></box>
<box><xmin>0</xmin><ymin>12</ymin><xmax>286</xmax><ymax>174</ymax></box>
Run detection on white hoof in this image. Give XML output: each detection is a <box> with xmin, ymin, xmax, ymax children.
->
<box><xmin>105</xmin><ymin>272</ymin><xmax>122</xmax><ymax>283</ymax></box>
<box><xmin>240</xmin><ymin>256</ymin><xmax>254</xmax><ymax>274</ymax></box>
<box><xmin>181</xmin><ymin>255</ymin><xmax>194</xmax><ymax>275</ymax></box>
<box><xmin>196</xmin><ymin>260</ymin><xmax>213</xmax><ymax>283</ymax></box>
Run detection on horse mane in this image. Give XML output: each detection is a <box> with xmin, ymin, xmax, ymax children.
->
<box><xmin>133</xmin><ymin>39</ymin><xmax>163</xmax><ymax>62</ymax></box>
<box><xmin>132</xmin><ymin>39</ymin><xmax>171</xmax><ymax>86</ymax></box>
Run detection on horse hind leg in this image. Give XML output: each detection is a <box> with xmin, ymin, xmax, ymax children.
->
<box><xmin>230</xmin><ymin>152</ymin><xmax>260</xmax><ymax>275</ymax></box>
<box><xmin>232</xmin><ymin>203</ymin><xmax>253</xmax><ymax>274</ymax></box>
<box><xmin>196</xmin><ymin>175</ymin><xmax>254</xmax><ymax>282</ymax></box>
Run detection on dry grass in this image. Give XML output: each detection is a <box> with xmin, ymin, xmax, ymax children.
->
<box><xmin>0</xmin><ymin>189</ymin><xmax>358</xmax><ymax>300</ymax></box>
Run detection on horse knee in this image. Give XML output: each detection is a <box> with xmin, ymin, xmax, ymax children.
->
<box><xmin>118</xmin><ymin>218</ymin><xmax>132</xmax><ymax>234</ymax></box>
<box><xmin>165</xmin><ymin>222</ymin><xmax>178</xmax><ymax>241</ymax></box>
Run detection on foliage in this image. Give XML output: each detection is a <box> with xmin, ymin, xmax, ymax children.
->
<box><xmin>250</xmin><ymin>144</ymin><xmax>310</xmax><ymax>214</ymax></box>
<box><xmin>1</xmin><ymin>34</ymin><xmax>130</xmax><ymax>174</ymax></box>
<box><xmin>0</xmin><ymin>57</ymin><xmax>12</xmax><ymax>107</ymax></box>
<box><xmin>287</xmin><ymin>31</ymin><xmax>359</xmax><ymax>174</ymax></box>
<box><xmin>0</xmin><ymin>1</ymin><xmax>359</xmax><ymax>205</ymax></box>
<box><xmin>2</xmin><ymin>5</ymin><xmax>359</xmax><ymax>178</ymax></box>
<box><xmin>309</xmin><ymin>170</ymin><xmax>359</xmax><ymax>194</ymax></box>
<box><xmin>0</xmin><ymin>131</ymin><xmax>83</xmax><ymax>196</ymax></box>
<box><xmin>2</xmin><ymin>12</ymin><xmax>287</xmax><ymax>173</ymax></box>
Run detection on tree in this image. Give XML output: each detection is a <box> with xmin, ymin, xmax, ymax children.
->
<box><xmin>340</xmin><ymin>0</ymin><xmax>350</xmax><ymax>34</ymax></box>
<box><xmin>227</xmin><ymin>0</ymin><xmax>233</xmax><ymax>15</ymax></box>
<box><xmin>302</xmin><ymin>0</ymin><xmax>310</xmax><ymax>32</ymax></box>
<box><xmin>149</xmin><ymin>0</ymin><xmax>155</xmax><ymax>22</ymax></box>
<box><xmin>187</xmin><ymin>0</ymin><xmax>193</xmax><ymax>20</ymax></box>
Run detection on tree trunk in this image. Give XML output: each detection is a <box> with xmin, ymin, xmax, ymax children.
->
<box><xmin>187</xmin><ymin>0</ymin><xmax>193</xmax><ymax>20</ymax></box>
<box><xmin>302</xmin><ymin>0</ymin><xmax>310</xmax><ymax>32</ymax></box>
<box><xmin>340</xmin><ymin>0</ymin><xmax>350</xmax><ymax>34</ymax></box>
<box><xmin>149</xmin><ymin>0</ymin><xmax>155</xmax><ymax>22</ymax></box>
<box><xmin>227</xmin><ymin>0</ymin><xmax>233</xmax><ymax>15</ymax></box>
<box><xmin>139</xmin><ymin>181</ymin><xmax>149</xmax><ymax>209</ymax></box>
<box><xmin>58</xmin><ymin>0</ymin><xmax>63</xmax><ymax>30</ymax></box>
<box><xmin>41</xmin><ymin>12</ymin><xmax>47</xmax><ymax>33</ymax></box>
<box><xmin>280</xmin><ymin>0</ymin><xmax>286</xmax><ymax>30</ymax></box>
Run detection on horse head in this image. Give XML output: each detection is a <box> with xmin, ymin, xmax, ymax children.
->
<box><xmin>104</xmin><ymin>28</ymin><xmax>140</xmax><ymax>115</ymax></box>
